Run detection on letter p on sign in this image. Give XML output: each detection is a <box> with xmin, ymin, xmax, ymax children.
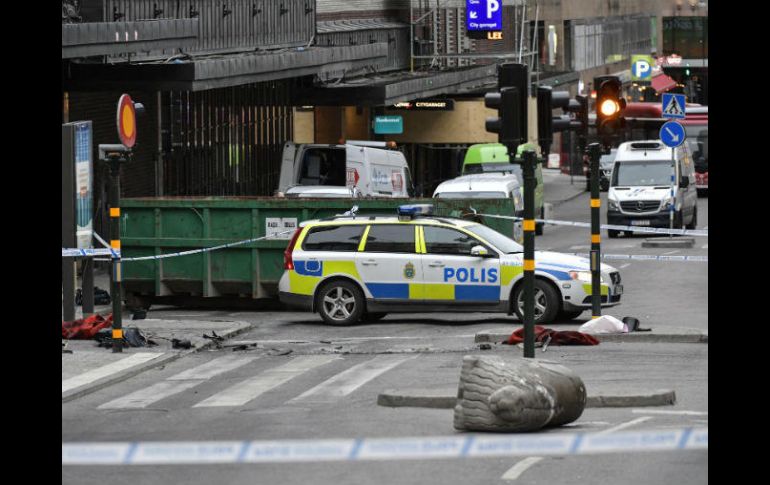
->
<box><xmin>487</xmin><ymin>0</ymin><xmax>500</xmax><ymax>18</ymax></box>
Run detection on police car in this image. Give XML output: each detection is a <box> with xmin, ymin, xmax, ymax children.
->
<box><xmin>278</xmin><ymin>205</ymin><xmax>622</xmax><ymax>325</ymax></box>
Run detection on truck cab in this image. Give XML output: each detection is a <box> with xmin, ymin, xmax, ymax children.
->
<box><xmin>278</xmin><ymin>141</ymin><xmax>412</xmax><ymax>198</ymax></box>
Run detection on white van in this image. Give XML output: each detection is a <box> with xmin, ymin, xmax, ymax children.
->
<box><xmin>432</xmin><ymin>173</ymin><xmax>524</xmax><ymax>243</ymax></box>
<box><xmin>606</xmin><ymin>140</ymin><xmax>697</xmax><ymax>238</ymax></box>
<box><xmin>277</xmin><ymin>141</ymin><xmax>412</xmax><ymax>198</ymax></box>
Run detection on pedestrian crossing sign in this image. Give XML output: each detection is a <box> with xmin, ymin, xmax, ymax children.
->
<box><xmin>662</xmin><ymin>93</ymin><xmax>686</xmax><ymax>119</ymax></box>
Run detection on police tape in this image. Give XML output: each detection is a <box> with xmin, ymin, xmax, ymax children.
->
<box><xmin>62</xmin><ymin>229</ymin><xmax>296</xmax><ymax>261</ymax></box>
<box><xmin>62</xmin><ymin>248</ymin><xmax>119</xmax><ymax>258</ymax></box>
<box><xmin>467</xmin><ymin>210</ymin><xmax>708</xmax><ymax>237</ymax></box>
<box><xmin>567</xmin><ymin>253</ymin><xmax>708</xmax><ymax>263</ymax></box>
<box><xmin>62</xmin><ymin>427</ymin><xmax>707</xmax><ymax>465</ymax></box>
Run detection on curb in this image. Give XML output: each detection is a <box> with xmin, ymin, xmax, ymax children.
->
<box><xmin>377</xmin><ymin>388</ymin><xmax>677</xmax><ymax>409</ymax></box>
<box><xmin>62</xmin><ymin>321</ymin><xmax>255</xmax><ymax>403</ymax></box>
<box><xmin>586</xmin><ymin>389</ymin><xmax>676</xmax><ymax>408</ymax></box>
<box><xmin>474</xmin><ymin>330</ymin><xmax>708</xmax><ymax>344</ymax></box>
<box><xmin>641</xmin><ymin>238</ymin><xmax>695</xmax><ymax>248</ymax></box>
<box><xmin>548</xmin><ymin>189</ymin><xmax>587</xmax><ymax>207</ymax></box>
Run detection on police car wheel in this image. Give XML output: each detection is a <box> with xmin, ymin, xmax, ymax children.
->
<box><xmin>513</xmin><ymin>280</ymin><xmax>560</xmax><ymax>325</ymax></box>
<box><xmin>363</xmin><ymin>312</ymin><xmax>388</xmax><ymax>322</ymax></box>
<box><xmin>608</xmin><ymin>229</ymin><xmax>619</xmax><ymax>238</ymax></box>
<box><xmin>317</xmin><ymin>280</ymin><xmax>364</xmax><ymax>326</ymax></box>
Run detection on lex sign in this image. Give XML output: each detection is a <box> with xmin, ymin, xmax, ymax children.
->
<box><xmin>467</xmin><ymin>0</ymin><xmax>501</xmax><ymax>32</ymax></box>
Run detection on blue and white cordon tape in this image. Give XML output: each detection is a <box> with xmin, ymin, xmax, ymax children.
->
<box><xmin>61</xmin><ymin>229</ymin><xmax>296</xmax><ymax>261</ymax></box>
<box><xmin>468</xmin><ymin>209</ymin><xmax>708</xmax><ymax>238</ymax></box>
<box><xmin>62</xmin><ymin>427</ymin><xmax>707</xmax><ymax>465</ymax></box>
<box><xmin>568</xmin><ymin>253</ymin><xmax>708</xmax><ymax>263</ymax></box>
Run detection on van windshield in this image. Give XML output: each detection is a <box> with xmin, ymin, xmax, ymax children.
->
<box><xmin>298</xmin><ymin>148</ymin><xmax>347</xmax><ymax>186</ymax></box>
<box><xmin>611</xmin><ymin>160</ymin><xmax>673</xmax><ymax>187</ymax></box>
<box><xmin>464</xmin><ymin>163</ymin><xmax>522</xmax><ymax>179</ymax></box>
<box><xmin>436</xmin><ymin>191</ymin><xmax>508</xmax><ymax>199</ymax></box>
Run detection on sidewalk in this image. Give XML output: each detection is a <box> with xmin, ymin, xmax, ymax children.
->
<box><xmin>542</xmin><ymin>168</ymin><xmax>588</xmax><ymax>206</ymax></box>
<box><xmin>62</xmin><ymin>318</ymin><xmax>254</xmax><ymax>402</ymax></box>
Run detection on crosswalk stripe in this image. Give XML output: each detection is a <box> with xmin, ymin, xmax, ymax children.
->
<box><xmin>167</xmin><ymin>355</ymin><xmax>256</xmax><ymax>381</ymax></box>
<box><xmin>194</xmin><ymin>355</ymin><xmax>341</xmax><ymax>408</ymax></box>
<box><xmin>98</xmin><ymin>355</ymin><xmax>257</xmax><ymax>409</ymax></box>
<box><xmin>290</xmin><ymin>355</ymin><xmax>416</xmax><ymax>403</ymax></box>
<box><xmin>98</xmin><ymin>381</ymin><xmax>201</xmax><ymax>409</ymax></box>
<box><xmin>62</xmin><ymin>353</ymin><xmax>162</xmax><ymax>394</ymax></box>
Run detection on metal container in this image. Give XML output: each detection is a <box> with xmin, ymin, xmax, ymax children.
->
<box><xmin>120</xmin><ymin>197</ymin><xmax>517</xmax><ymax>305</ymax></box>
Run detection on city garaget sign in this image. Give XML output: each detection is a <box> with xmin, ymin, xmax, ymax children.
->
<box><xmin>466</xmin><ymin>0</ymin><xmax>501</xmax><ymax>31</ymax></box>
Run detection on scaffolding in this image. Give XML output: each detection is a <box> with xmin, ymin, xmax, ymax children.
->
<box><xmin>409</xmin><ymin>0</ymin><xmax>538</xmax><ymax>71</ymax></box>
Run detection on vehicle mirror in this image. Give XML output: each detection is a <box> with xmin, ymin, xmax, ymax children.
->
<box><xmin>470</xmin><ymin>245</ymin><xmax>489</xmax><ymax>257</ymax></box>
<box><xmin>679</xmin><ymin>176</ymin><xmax>690</xmax><ymax>188</ymax></box>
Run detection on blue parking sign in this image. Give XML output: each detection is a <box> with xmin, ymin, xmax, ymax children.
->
<box><xmin>467</xmin><ymin>0</ymin><xmax>502</xmax><ymax>31</ymax></box>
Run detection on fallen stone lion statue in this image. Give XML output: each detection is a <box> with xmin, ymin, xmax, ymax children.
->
<box><xmin>454</xmin><ymin>355</ymin><xmax>586</xmax><ymax>432</ymax></box>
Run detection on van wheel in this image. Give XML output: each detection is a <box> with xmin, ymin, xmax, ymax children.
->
<box><xmin>316</xmin><ymin>280</ymin><xmax>364</xmax><ymax>326</ymax></box>
<box><xmin>608</xmin><ymin>229</ymin><xmax>620</xmax><ymax>238</ymax></box>
<box><xmin>363</xmin><ymin>312</ymin><xmax>388</xmax><ymax>322</ymax></box>
<box><xmin>513</xmin><ymin>279</ymin><xmax>560</xmax><ymax>325</ymax></box>
<box><xmin>686</xmin><ymin>207</ymin><xmax>698</xmax><ymax>230</ymax></box>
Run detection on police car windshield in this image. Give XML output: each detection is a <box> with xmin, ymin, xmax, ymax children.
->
<box><xmin>466</xmin><ymin>223</ymin><xmax>523</xmax><ymax>254</ymax></box>
<box><xmin>612</xmin><ymin>160</ymin><xmax>672</xmax><ymax>187</ymax></box>
<box><xmin>437</xmin><ymin>191</ymin><xmax>507</xmax><ymax>199</ymax></box>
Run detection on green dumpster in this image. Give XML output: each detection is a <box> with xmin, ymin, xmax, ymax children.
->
<box><xmin>120</xmin><ymin>197</ymin><xmax>518</xmax><ymax>306</ymax></box>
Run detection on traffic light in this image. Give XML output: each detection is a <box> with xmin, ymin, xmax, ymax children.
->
<box><xmin>594</xmin><ymin>76</ymin><xmax>626</xmax><ymax>137</ymax></box>
<box><xmin>485</xmin><ymin>87</ymin><xmax>522</xmax><ymax>146</ymax></box>
<box><xmin>536</xmin><ymin>86</ymin><xmax>553</xmax><ymax>156</ymax></box>
<box><xmin>550</xmin><ymin>91</ymin><xmax>588</xmax><ymax>135</ymax></box>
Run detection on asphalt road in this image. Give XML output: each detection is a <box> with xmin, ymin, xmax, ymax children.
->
<box><xmin>62</xmin><ymin>191</ymin><xmax>708</xmax><ymax>485</ymax></box>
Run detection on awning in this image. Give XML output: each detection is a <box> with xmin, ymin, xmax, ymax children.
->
<box><xmin>292</xmin><ymin>64</ymin><xmax>498</xmax><ymax>106</ymax></box>
<box><xmin>651</xmin><ymin>73</ymin><xmax>677</xmax><ymax>93</ymax></box>
<box><xmin>62</xmin><ymin>43</ymin><xmax>388</xmax><ymax>91</ymax></box>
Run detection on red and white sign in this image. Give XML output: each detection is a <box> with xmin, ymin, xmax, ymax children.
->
<box><xmin>346</xmin><ymin>168</ymin><xmax>360</xmax><ymax>187</ymax></box>
<box><xmin>117</xmin><ymin>94</ymin><xmax>137</xmax><ymax>148</ymax></box>
<box><xmin>391</xmin><ymin>171</ymin><xmax>403</xmax><ymax>192</ymax></box>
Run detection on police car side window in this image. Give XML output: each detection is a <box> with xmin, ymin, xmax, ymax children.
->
<box><xmin>364</xmin><ymin>224</ymin><xmax>414</xmax><ymax>253</ymax></box>
<box><xmin>423</xmin><ymin>226</ymin><xmax>483</xmax><ymax>256</ymax></box>
<box><xmin>302</xmin><ymin>225</ymin><xmax>364</xmax><ymax>252</ymax></box>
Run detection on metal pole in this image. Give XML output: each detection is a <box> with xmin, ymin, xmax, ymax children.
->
<box><xmin>588</xmin><ymin>142</ymin><xmax>602</xmax><ymax>318</ymax></box>
<box><xmin>107</xmin><ymin>156</ymin><xmax>125</xmax><ymax>353</ymax></box>
<box><xmin>82</xmin><ymin>258</ymin><xmax>94</xmax><ymax>317</ymax></box>
<box><xmin>522</xmin><ymin>149</ymin><xmax>537</xmax><ymax>358</ymax></box>
<box><xmin>670</xmin><ymin>146</ymin><xmax>676</xmax><ymax>237</ymax></box>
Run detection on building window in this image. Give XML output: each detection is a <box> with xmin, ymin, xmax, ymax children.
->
<box><xmin>569</xmin><ymin>15</ymin><xmax>652</xmax><ymax>71</ymax></box>
<box><xmin>662</xmin><ymin>16</ymin><xmax>708</xmax><ymax>58</ymax></box>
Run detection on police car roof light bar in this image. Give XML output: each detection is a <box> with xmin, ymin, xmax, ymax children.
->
<box><xmin>397</xmin><ymin>204</ymin><xmax>434</xmax><ymax>218</ymax></box>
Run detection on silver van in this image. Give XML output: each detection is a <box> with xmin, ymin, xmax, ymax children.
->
<box><xmin>606</xmin><ymin>141</ymin><xmax>697</xmax><ymax>238</ymax></box>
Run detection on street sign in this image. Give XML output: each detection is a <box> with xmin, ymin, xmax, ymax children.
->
<box><xmin>661</xmin><ymin>93</ymin><xmax>686</xmax><ymax>119</ymax></box>
<box><xmin>117</xmin><ymin>94</ymin><xmax>137</xmax><ymax>148</ymax></box>
<box><xmin>466</xmin><ymin>0</ymin><xmax>501</xmax><ymax>32</ymax></box>
<box><xmin>631</xmin><ymin>55</ymin><xmax>654</xmax><ymax>81</ymax></box>
<box><xmin>660</xmin><ymin>120</ymin><xmax>686</xmax><ymax>148</ymax></box>
<box><xmin>374</xmin><ymin>115</ymin><xmax>403</xmax><ymax>134</ymax></box>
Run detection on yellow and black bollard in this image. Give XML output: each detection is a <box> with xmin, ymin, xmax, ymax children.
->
<box><xmin>101</xmin><ymin>146</ymin><xmax>130</xmax><ymax>352</ymax></box>
<box><xmin>521</xmin><ymin>149</ymin><xmax>538</xmax><ymax>357</ymax></box>
<box><xmin>588</xmin><ymin>143</ymin><xmax>603</xmax><ymax>319</ymax></box>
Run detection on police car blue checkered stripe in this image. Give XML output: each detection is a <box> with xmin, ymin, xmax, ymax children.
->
<box><xmin>455</xmin><ymin>285</ymin><xmax>499</xmax><ymax>301</ymax></box>
<box><xmin>366</xmin><ymin>283</ymin><xmax>410</xmax><ymax>299</ymax></box>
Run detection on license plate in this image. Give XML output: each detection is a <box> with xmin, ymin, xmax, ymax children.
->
<box><xmin>613</xmin><ymin>285</ymin><xmax>623</xmax><ymax>295</ymax></box>
<box><xmin>630</xmin><ymin>220</ymin><xmax>650</xmax><ymax>226</ymax></box>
